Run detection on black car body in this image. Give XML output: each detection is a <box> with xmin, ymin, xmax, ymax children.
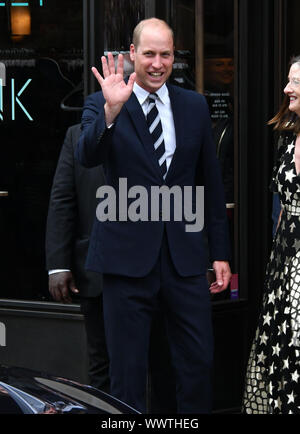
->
<box><xmin>0</xmin><ymin>365</ymin><xmax>140</xmax><ymax>414</ymax></box>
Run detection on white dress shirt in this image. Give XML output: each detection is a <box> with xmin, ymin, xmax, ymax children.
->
<box><xmin>133</xmin><ymin>82</ymin><xmax>176</xmax><ymax>172</ymax></box>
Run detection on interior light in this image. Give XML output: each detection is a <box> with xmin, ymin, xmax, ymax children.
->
<box><xmin>10</xmin><ymin>6</ymin><xmax>31</xmax><ymax>41</ymax></box>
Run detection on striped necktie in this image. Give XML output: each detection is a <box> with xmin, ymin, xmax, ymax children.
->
<box><xmin>146</xmin><ymin>93</ymin><xmax>167</xmax><ymax>180</ymax></box>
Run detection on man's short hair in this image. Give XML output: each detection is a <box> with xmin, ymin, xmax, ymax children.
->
<box><xmin>132</xmin><ymin>18</ymin><xmax>174</xmax><ymax>48</ymax></box>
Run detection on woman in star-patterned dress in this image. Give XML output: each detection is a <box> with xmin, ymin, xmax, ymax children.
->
<box><xmin>243</xmin><ymin>56</ymin><xmax>300</xmax><ymax>414</ymax></box>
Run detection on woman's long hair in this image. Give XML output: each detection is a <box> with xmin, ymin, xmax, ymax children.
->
<box><xmin>268</xmin><ymin>55</ymin><xmax>300</xmax><ymax>134</ymax></box>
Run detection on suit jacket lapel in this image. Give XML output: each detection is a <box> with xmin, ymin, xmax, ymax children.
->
<box><xmin>125</xmin><ymin>93</ymin><xmax>164</xmax><ymax>180</ymax></box>
<box><xmin>165</xmin><ymin>84</ymin><xmax>183</xmax><ymax>182</ymax></box>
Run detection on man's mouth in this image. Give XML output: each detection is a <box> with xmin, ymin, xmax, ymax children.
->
<box><xmin>290</xmin><ymin>96</ymin><xmax>297</xmax><ymax>102</ymax></box>
<box><xmin>148</xmin><ymin>72</ymin><xmax>163</xmax><ymax>77</ymax></box>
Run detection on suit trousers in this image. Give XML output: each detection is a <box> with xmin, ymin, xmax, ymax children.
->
<box><xmin>80</xmin><ymin>295</ymin><xmax>110</xmax><ymax>393</ymax></box>
<box><xmin>103</xmin><ymin>233</ymin><xmax>214</xmax><ymax>414</ymax></box>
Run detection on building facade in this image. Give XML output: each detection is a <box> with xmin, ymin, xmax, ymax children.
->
<box><xmin>0</xmin><ymin>0</ymin><xmax>299</xmax><ymax>412</ymax></box>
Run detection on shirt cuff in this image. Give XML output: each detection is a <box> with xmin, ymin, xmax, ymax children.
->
<box><xmin>48</xmin><ymin>269</ymin><xmax>71</xmax><ymax>275</ymax></box>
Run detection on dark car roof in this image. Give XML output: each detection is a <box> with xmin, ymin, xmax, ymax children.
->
<box><xmin>0</xmin><ymin>365</ymin><xmax>139</xmax><ymax>414</ymax></box>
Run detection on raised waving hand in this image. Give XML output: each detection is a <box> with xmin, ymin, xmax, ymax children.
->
<box><xmin>92</xmin><ymin>52</ymin><xmax>136</xmax><ymax>125</ymax></box>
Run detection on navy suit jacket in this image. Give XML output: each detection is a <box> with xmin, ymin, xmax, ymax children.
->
<box><xmin>76</xmin><ymin>83</ymin><xmax>230</xmax><ymax>277</ymax></box>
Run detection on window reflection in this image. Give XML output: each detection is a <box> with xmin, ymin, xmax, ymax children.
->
<box><xmin>204</xmin><ymin>54</ymin><xmax>234</xmax><ymax>203</ymax></box>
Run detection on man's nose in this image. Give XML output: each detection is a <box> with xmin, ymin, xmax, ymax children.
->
<box><xmin>152</xmin><ymin>55</ymin><xmax>162</xmax><ymax>68</ymax></box>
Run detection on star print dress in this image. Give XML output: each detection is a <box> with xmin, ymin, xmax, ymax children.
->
<box><xmin>243</xmin><ymin>133</ymin><xmax>300</xmax><ymax>414</ymax></box>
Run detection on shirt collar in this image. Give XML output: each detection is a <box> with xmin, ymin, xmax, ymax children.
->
<box><xmin>133</xmin><ymin>82</ymin><xmax>169</xmax><ymax>106</ymax></box>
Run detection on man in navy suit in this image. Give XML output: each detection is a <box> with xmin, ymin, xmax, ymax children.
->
<box><xmin>76</xmin><ymin>18</ymin><xmax>231</xmax><ymax>413</ymax></box>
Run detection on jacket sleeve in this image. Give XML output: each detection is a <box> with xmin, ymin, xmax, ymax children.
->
<box><xmin>45</xmin><ymin>126</ymin><xmax>77</xmax><ymax>270</ymax></box>
<box><xmin>75</xmin><ymin>92</ymin><xmax>115</xmax><ymax>168</ymax></box>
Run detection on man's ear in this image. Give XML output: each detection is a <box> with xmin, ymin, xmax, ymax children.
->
<box><xmin>130</xmin><ymin>44</ymin><xmax>135</xmax><ymax>62</ymax></box>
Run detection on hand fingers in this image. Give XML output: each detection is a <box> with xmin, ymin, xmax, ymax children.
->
<box><xmin>92</xmin><ymin>66</ymin><xmax>104</xmax><ymax>84</ymax></box>
<box><xmin>127</xmin><ymin>71</ymin><xmax>136</xmax><ymax>89</ymax></box>
<box><xmin>49</xmin><ymin>281</ymin><xmax>71</xmax><ymax>303</ymax></box>
<box><xmin>214</xmin><ymin>274</ymin><xmax>224</xmax><ymax>288</ymax></box>
<box><xmin>116</xmin><ymin>53</ymin><xmax>124</xmax><ymax>76</ymax></box>
<box><xmin>209</xmin><ymin>274</ymin><xmax>231</xmax><ymax>293</ymax></box>
<box><xmin>210</xmin><ymin>285</ymin><xmax>224</xmax><ymax>294</ymax></box>
<box><xmin>59</xmin><ymin>285</ymin><xmax>72</xmax><ymax>303</ymax></box>
<box><xmin>49</xmin><ymin>286</ymin><xmax>62</xmax><ymax>302</ymax></box>
<box><xmin>100</xmin><ymin>55</ymin><xmax>110</xmax><ymax>78</ymax></box>
<box><xmin>49</xmin><ymin>272</ymin><xmax>74</xmax><ymax>303</ymax></box>
<box><xmin>107</xmin><ymin>52</ymin><xmax>116</xmax><ymax>75</ymax></box>
<box><xmin>214</xmin><ymin>267</ymin><xmax>230</xmax><ymax>288</ymax></box>
<box><xmin>50</xmin><ymin>286</ymin><xmax>71</xmax><ymax>303</ymax></box>
<box><xmin>69</xmin><ymin>278</ymin><xmax>79</xmax><ymax>295</ymax></box>
<box><xmin>209</xmin><ymin>281</ymin><xmax>223</xmax><ymax>294</ymax></box>
<box><xmin>223</xmin><ymin>274</ymin><xmax>232</xmax><ymax>290</ymax></box>
<box><xmin>220</xmin><ymin>269</ymin><xmax>231</xmax><ymax>289</ymax></box>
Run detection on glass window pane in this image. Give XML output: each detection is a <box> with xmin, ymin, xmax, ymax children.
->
<box><xmin>203</xmin><ymin>0</ymin><xmax>236</xmax><ymax>300</ymax></box>
<box><xmin>104</xmin><ymin>0</ymin><xmax>145</xmax><ymax>51</ymax></box>
<box><xmin>169</xmin><ymin>0</ymin><xmax>196</xmax><ymax>90</ymax></box>
<box><xmin>102</xmin><ymin>0</ymin><xmax>146</xmax><ymax>78</ymax></box>
<box><xmin>0</xmin><ymin>0</ymin><xmax>83</xmax><ymax>301</ymax></box>
<box><xmin>169</xmin><ymin>0</ymin><xmax>237</xmax><ymax>300</ymax></box>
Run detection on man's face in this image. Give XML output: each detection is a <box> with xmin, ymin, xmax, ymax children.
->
<box><xmin>130</xmin><ymin>25</ymin><xmax>174</xmax><ymax>93</ymax></box>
